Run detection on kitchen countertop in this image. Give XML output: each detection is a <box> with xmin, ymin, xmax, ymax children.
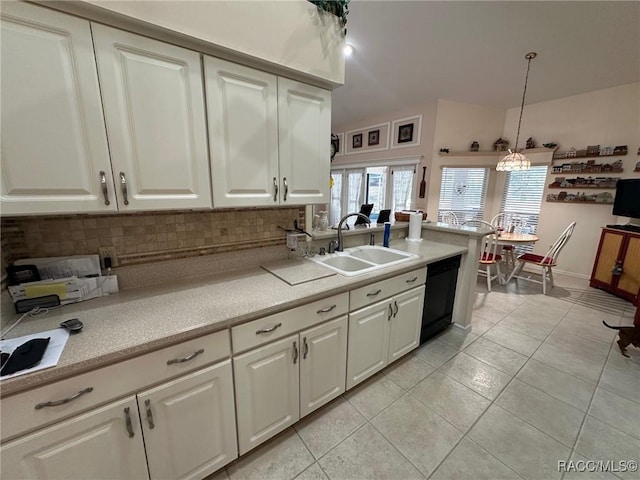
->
<box><xmin>0</xmin><ymin>239</ymin><xmax>466</xmax><ymax>397</ymax></box>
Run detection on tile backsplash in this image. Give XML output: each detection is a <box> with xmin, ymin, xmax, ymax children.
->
<box><xmin>1</xmin><ymin>207</ymin><xmax>305</xmax><ymax>270</ymax></box>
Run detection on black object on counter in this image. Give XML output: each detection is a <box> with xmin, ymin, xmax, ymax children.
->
<box><xmin>420</xmin><ymin>255</ymin><xmax>461</xmax><ymax>344</ymax></box>
<box><xmin>60</xmin><ymin>318</ymin><xmax>84</xmax><ymax>333</ymax></box>
<box><xmin>0</xmin><ymin>337</ymin><xmax>50</xmax><ymax>376</ymax></box>
<box><xmin>377</xmin><ymin>209</ymin><xmax>391</xmax><ymax>224</ymax></box>
<box><xmin>6</xmin><ymin>265</ymin><xmax>40</xmax><ymax>286</ymax></box>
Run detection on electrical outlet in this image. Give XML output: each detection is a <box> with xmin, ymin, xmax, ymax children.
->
<box><xmin>98</xmin><ymin>247</ymin><xmax>118</xmax><ymax>268</ymax></box>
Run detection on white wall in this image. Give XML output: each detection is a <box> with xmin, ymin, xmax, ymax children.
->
<box><xmin>41</xmin><ymin>0</ymin><xmax>345</xmax><ymax>87</ymax></box>
<box><xmin>503</xmin><ymin>83</ymin><xmax>640</xmax><ymax>277</ymax></box>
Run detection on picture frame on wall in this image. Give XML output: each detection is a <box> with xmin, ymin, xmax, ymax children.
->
<box><xmin>334</xmin><ymin>132</ymin><xmax>345</xmax><ymax>157</ymax></box>
<box><xmin>397</xmin><ymin>124</ymin><xmax>413</xmax><ymax>144</ymax></box>
<box><xmin>345</xmin><ymin>123</ymin><xmax>390</xmax><ymax>155</ymax></box>
<box><xmin>391</xmin><ymin>115</ymin><xmax>423</xmax><ymax>149</ymax></box>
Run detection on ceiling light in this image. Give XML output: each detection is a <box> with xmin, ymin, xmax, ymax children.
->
<box><xmin>496</xmin><ymin>52</ymin><xmax>537</xmax><ymax>172</ymax></box>
<box><xmin>343</xmin><ymin>44</ymin><xmax>354</xmax><ymax>57</ymax></box>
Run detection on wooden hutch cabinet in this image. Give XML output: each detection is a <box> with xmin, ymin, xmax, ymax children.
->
<box><xmin>590</xmin><ymin>227</ymin><xmax>640</xmax><ymax>304</ymax></box>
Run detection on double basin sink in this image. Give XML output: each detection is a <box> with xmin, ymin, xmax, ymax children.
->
<box><xmin>309</xmin><ymin>245</ymin><xmax>419</xmax><ymax>276</ymax></box>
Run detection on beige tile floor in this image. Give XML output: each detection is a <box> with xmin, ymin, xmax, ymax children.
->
<box><xmin>213</xmin><ymin>273</ymin><xmax>640</xmax><ymax>480</ymax></box>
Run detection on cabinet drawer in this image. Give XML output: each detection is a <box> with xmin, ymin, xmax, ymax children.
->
<box><xmin>231</xmin><ymin>293</ymin><xmax>348</xmax><ymax>354</ymax></box>
<box><xmin>349</xmin><ymin>268</ymin><xmax>427</xmax><ymax>311</ymax></box>
<box><xmin>1</xmin><ymin>330</ymin><xmax>230</xmax><ymax>442</ymax></box>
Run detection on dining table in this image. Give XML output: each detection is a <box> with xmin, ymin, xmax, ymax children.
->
<box><xmin>495</xmin><ymin>232</ymin><xmax>539</xmax><ymax>282</ymax></box>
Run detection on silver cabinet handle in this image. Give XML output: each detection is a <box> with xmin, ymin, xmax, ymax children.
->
<box><xmin>387</xmin><ymin>304</ymin><xmax>393</xmax><ymax>321</ymax></box>
<box><xmin>283</xmin><ymin>177</ymin><xmax>288</xmax><ymax>202</ymax></box>
<box><xmin>166</xmin><ymin>348</ymin><xmax>204</xmax><ymax>365</ymax></box>
<box><xmin>124</xmin><ymin>407</ymin><xmax>135</xmax><ymax>438</ymax></box>
<box><xmin>119</xmin><ymin>172</ymin><xmax>129</xmax><ymax>205</ymax></box>
<box><xmin>316</xmin><ymin>305</ymin><xmax>336</xmax><ymax>314</ymax></box>
<box><xmin>144</xmin><ymin>399</ymin><xmax>155</xmax><ymax>429</ymax></box>
<box><xmin>393</xmin><ymin>300</ymin><xmax>399</xmax><ymax>317</ymax></box>
<box><xmin>99</xmin><ymin>171</ymin><xmax>110</xmax><ymax>205</ymax></box>
<box><xmin>256</xmin><ymin>323</ymin><xmax>282</xmax><ymax>335</ymax></box>
<box><xmin>367</xmin><ymin>289</ymin><xmax>382</xmax><ymax>297</ymax></box>
<box><xmin>293</xmin><ymin>341</ymin><xmax>298</xmax><ymax>364</ymax></box>
<box><xmin>303</xmin><ymin>337</ymin><xmax>309</xmax><ymax>359</ymax></box>
<box><xmin>406</xmin><ymin>277</ymin><xmax>418</xmax><ymax>284</ymax></box>
<box><xmin>273</xmin><ymin>177</ymin><xmax>279</xmax><ymax>202</ymax></box>
<box><xmin>35</xmin><ymin>387</ymin><xmax>93</xmax><ymax>409</ymax></box>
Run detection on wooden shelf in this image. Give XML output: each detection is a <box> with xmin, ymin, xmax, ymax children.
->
<box><xmin>439</xmin><ymin>147</ymin><xmax>555</xmax><ymax>157</ymax></box>
<box><xmin>552</xmin><ymin>152</ymin><xmax>627</xmax><ymax>161</ymax></box>
<box><xmin>547</xmin><ymin>186</ymin><xmax>617</xmax><ymax>190</ymax></box>
<box><xmin>546</xmin><ymin>199</ymin><xmax>614</xmax><ymax>204</ymax></box>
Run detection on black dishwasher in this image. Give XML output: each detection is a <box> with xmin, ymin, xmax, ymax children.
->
<box><xmin>420</xmin><ymin>255</ymin><xmax>461</xmax><ymax>344</ymax></box>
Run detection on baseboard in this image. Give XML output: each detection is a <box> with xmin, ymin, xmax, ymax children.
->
<box><xmin>452</xmin><ymin>322</ymin><xmax>471</xmax><ymax>332</ymax></box>
<box><xmin>520</xmin><ymin>265</ymin><xmax>589</xmax><ymax>280</ymax></box>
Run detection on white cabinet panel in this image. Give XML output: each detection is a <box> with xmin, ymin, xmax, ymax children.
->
<box><xmin>234</xmin><ymin>334</ymin><xmax>299</xmax><ymax>455</ymax></box>
<box><xmin>1</xmin><ymin>396</ymin><xmax>148</xmax><ymax>480</ymax></box>
<box><xmin>346</xmin><ymin>301</ymin><xmax>391</xmax><ymax>390</ymax></box>
<box><xmin>92</xmin><ymin>24</ymin><xmax>211</xmax><ymax>211</ymax></box>
<box><xmin>204</xmin><ymin>57</ymin><xmax>279</xmax><ymax>207</ymax></box>
<box><xmin>0</xmin><ymin>2</ymin><xmax>115</xmax><ymax>215</ymax></box>
<box><xmin>299</xmin><ymin>316</ymin><xmax>347</xmax><ymax>417</ymax></box>
<box><xmin>278</xmin><ymin>78</ymin><xmax>330</xmax><ymax>205</ymax></box>
<box><xmin>388</xmin><ymin>286</ymin><xmax>425</xmax><ymax>362</ymax></box>
<box><xmin>138</xmin><ymin>362</ymin><xmax>237</xmax><ymax>480</ymax></box>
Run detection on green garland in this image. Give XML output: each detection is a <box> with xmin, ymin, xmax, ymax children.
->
<box><xmin>308</xmin><ymin>0</ymin><xmax>349</xmax><ymax>35</ymax></box>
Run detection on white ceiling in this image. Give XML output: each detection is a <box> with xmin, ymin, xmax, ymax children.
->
<box><xmin>332</xmin><ymin>1</ymin><xmax>640</xmax><ymax>128</ymax></box>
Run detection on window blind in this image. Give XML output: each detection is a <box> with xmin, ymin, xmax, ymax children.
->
<box><xmin>500</xmin><ymin>166</ymin><xmax>548</xmax><ymax>233</ymax></box>
<box><xmin>438</xmin><ymin>167</ymin><xmax>489</xmax><ymax>223</ymax></box>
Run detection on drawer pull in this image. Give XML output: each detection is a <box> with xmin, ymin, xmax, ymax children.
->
<box><xmin>124</xmin><ymin>407</ymin><xmax>135</xmax><ymax>438</ymax></box>
<box><xmin>367</xmin><ymin>289</ymin><xmax>382</xmax><ymax>297</ymax></box>
<box><xmin>406</xmin><ymin>277</ymin><xmax>418</xmax><ymax>283</ymax></box>
<box><xmin>145</xmin><ymin>399</ymin><xmax>155</xmax><ymax>429</ymax></box>
<box><xmin>273</xmin><ymin>177</ymin><xmax>279</xmax><ymax>202</ymax></box>
<box><xmin>303</xmin><ymin>337</ymin><xmax>309</xmax><ymax>359</ymax></box>
<box><xmin>166</xmin><ymin>348</ymin><xmax>204</xmax><ymax>365</ymax></box>
<box><xmin>119</xmin><ymin>172</ymin><xmax>129</xmax><ymax>206</ymax></box>
<box><xmin>283</xmin><ymin>177</ymin><xmax>288</xmax><ymax>202</ymax></box>
<box><xmin>256</xmin><ymin>323</ymin><xmax>282</xmax><ymax>335</ymax></box>
<box><xmin>316</xmin><ymin>305</ymin><xmax>336</xmax><ymax>314</ymax></box>
<box><xmin>293</xmin><ymin>341</ymin><xmax>299</xmax><ymax>364</ymax></box>
<box><xmin>35</xmin><ymin>387</ymin><xmax>93</xmax><ymax>409</ymax></box>
<box><xmin>388</xmin><ymin>304</ymin><xmax>393</xmax><ymax>321</ymax></box>
<box><xmin>393</xmin><ymin>300</ymin><xmax>399</xmax><ymax>317</ymax></box>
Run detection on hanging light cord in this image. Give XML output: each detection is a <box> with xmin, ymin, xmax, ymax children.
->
<box><xmin>514</xmin><ymin>52</ymin><xmax>536</xmax><ymax>150</ymax></box>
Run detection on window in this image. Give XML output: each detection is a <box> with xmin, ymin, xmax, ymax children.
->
<box><xmin>438</xmin><ymin>167</ymin><xmax>489</xmax><ymax>223</ymax></box>
<box><xmin>500</xmin><ymin>166</ymin><xmax>548</xmax><ymax>249</ymax></box>
<box><xmin>330</xmin><ymin>159</ymin><xmax>418</xmax><ymax>225</ymax></box>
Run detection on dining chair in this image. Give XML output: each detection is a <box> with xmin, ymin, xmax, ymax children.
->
<box><xmin>441</xmin><ymin>211</ymin><xmax>459</xmax><ymax>225</ymax></box>
<box><xmin>463</xmin><ymin>220</ymin><xmax>502</xmax><ymax>291</ymax></box>
<box><xmin>506</xmin><ymin>221</ymin><xmax>577</xmax><ymax>294</ymax></box>
<box><xmin>490</xmin><ymin>213</ymin><xmax>516</xmax><ymax>268</ymax></box>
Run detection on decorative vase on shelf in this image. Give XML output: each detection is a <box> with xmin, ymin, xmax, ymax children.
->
<box><xmin>494</xmin><ymin>138</ymin><xmax>510</xmax><ymax>152</ymax></box>
<box><xmin>318</xmin><ymin>211</ymin><xmax>329</xmax><ymax>231</ymax></box>
<box><xmin>470</xmin><ymin>141</ymin><xmax>479</xmax><ymax>152</ymax></box>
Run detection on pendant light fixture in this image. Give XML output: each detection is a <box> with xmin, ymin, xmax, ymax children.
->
<box><xmin>496</xmin><ymin>52</ymin><xmax>537</xmax><ymax>171</ymax></box>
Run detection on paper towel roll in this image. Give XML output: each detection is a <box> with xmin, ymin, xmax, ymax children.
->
<box><xmin>407</xmin><ymin>212</ymin><xmax>423</xmax><ymax>242</ymax></box>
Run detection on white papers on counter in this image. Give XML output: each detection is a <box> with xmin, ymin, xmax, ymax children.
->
<box><xmin>15</xmin><ymin>255</ymin><xmax>101</xmax><ymax>280</ymax></box>
<box><xmin>8</xmin><ymin>275</ymin><xmax>119</xmax><ymax>306</ymax></box>
<box><xmin>0</xmin><ymin>328</ymin><xmax>69</xmax><ymax>381</ymax></box>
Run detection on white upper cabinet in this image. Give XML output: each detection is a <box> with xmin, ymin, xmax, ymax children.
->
<box><xmin>205</xmin><ymin>58</ymin><xmax>330</xmax><ymax>207</ymax></box>
<box><xmin>278</xmin><ymin>78</ymin><xmax>331</xmax><ymax>205</ymax></box>
<box><xmin>204</xmin><ymin>57</ymin><xmax>279</xmax><ymax>207</ymax></box>
<box><xmin>92</xmin><ymin>24</ymin><xmax>211</xmax><ymax>211</ymax></box>
<box><xmin>0</xmin><ymin>2</ymin><xmax>115</xmax><ymax>215</ymax></box>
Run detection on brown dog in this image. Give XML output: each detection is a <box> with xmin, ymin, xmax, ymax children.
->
<box><xmin>602</xmin><ymin>321</ymin><xmax>640</xmax><ymax>357</ymax></box>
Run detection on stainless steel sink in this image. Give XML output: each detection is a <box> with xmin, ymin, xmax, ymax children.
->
<box><xmin>309</xmin><ymin>246</ymin><xmax>418</xmax><ymax>276</ymax></box>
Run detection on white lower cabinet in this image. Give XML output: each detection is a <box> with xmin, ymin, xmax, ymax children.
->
<box><xmin>138</xmin><ymin>362</ymin><xmax>238</xmax><ymax>480</ymax></box>
<box><xmin>346</xmin><ymin>285</ymin><xmax>425</xmax><ymax>389</ymax></box>
<box><xmin>1</xmin><ymin>396</ymin><xmax>149</xmax><ymax>479</ymax></box>
<box><xmin>1</xmin><ymin>361</ymin><xmax>237</xmax><ymax>480</ymax></box>
<box><xmin>234</xmin><ymin>316</ymin><xmax>347</xmax><ymax>455</ymax></box>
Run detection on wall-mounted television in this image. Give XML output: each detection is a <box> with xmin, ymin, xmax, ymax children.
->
<box><xmin>612</xmin><ymin>179</ymin><xmax>640</xmax><ymax>219</ymax></box>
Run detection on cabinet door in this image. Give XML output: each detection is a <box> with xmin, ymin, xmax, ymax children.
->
<box><xmin>618</xmin><ymin>235</ymin><xmax>640</xmax><ymax>300</ymax></box>
<box><xmin>1</xmin><ymin>396</ymin><xmax>148</xmax><ymax>480</ymax></box>
<box><xmin>234</xmin><ymin>334</ymin><xmax>299</xmax><ymax>455</ymax></box>
<box><xmin>0</xmin><ymin>2</ymin><xmax>115</xmax><ymax>215</ymax></box>
<box><xmin>346</xmin><ymin>301</ymin><xmax>391</xmax><ymax>390</ymax></box>
<box><xmin>204</xmin><ymin>57</ymin><xmax>279</xmax><ymax>207</ymax></box>
<box><xmin>591</xmin><ymin>230</ymin><xmax>625</xmax><ymax>287</ymax></box>
<box><xmin>92</xmin><ymin>24</ymin><xmax>211</xmax><ymax>211</ymax></box>
<box><xmin>299</xmin><ymin>316</ymin><xmax>348</xmax><ymax>417</ymax></box>
<box><xmin>277</xmin><ymin>78</ymin><xmax>331</xmax><ymax>205</ymax></box>
<box><xmin>388</xmin><ymin>286</ymin><xmax>425</xmax><ymax>363</ymax></box>
<box><xmin>137</xmin><ymin>362</ymin><xmax>237</xmax><ymax>480</ymax></box>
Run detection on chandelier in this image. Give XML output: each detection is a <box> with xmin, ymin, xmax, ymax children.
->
<box><xmin>496</xmin><ymin>52</ymin><xmax>537</xmax><ymax>171</ymax></box>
